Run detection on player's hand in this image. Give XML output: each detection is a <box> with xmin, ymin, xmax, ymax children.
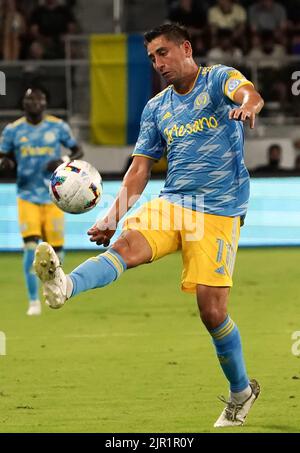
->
<box><xmin>87</xmin><ymin>217</ymin><xmax>117</xmax><ymax>246</ymax></box>
<box><xmin>229</xmin><ymin>106</ymin><xmax>256</xmax><ymax>129</ymax></box>
<box><xmin>46</xmin><ymin>159</ymin><xmax>63</xmax><ymax>173</ymax></box>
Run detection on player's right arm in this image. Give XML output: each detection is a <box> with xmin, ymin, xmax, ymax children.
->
<box><xmin>88</xmin><ymin>101</ymin><xmax>164</xmax><ymax>246</ymax></box>
<box><xmin>88</xmin><ymin>156</ymin><xmax>154</xmax><ymax>246</ymax></box>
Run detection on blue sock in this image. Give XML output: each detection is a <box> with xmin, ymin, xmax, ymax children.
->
<box><xmin>210</xmin><ymin>316</ymin><xmax>249</xmax><ymax>392</ymax></box>
<box><xmin>23</xmin><ymin>245</ymin><xmax>39</xmax><ymax>302</ymax></box>
<box><xmin>69</xmin><ymin>249</ymin><xmax>127</xmax><ymax>297</ymax></box>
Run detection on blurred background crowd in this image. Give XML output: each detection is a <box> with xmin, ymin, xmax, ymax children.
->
<box><xmin>1</xmin><ymin>0</ymin><xmax>299</xmax><ymax>61</ymax></box>
<box><xmin>0</xmin><ymin>0</ymin><xmax>300</xmax><ymax>176</ymax></box>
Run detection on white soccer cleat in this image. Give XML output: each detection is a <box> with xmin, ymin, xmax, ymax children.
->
<box><xmin>33</xmin><ymin>242</ymin><xmax>68</xmax><ymax>309</ymax></box>
<box><xmin>214</xmin><ymin>379</ymin><xmax>260</xmax><ymax>428</ymax></box>
<box><xmin>26</xmin><ymin>300</ymin><xmax>41</xmax><ymax>316</ymax></box>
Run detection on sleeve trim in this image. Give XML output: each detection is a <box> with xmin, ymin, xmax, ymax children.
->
<box><xmin>132</xmin><ymin>153</ymin><xmax>160</xmax><ymax>161</ymax></box>
<box><xmin>224</xmin><ymin>80</ymin><xmax>254</xmax><ymax>101</ymax></box>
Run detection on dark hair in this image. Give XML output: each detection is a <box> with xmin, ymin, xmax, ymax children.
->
<box><xmin>23</xmin><ymin>86</ymin><xmax>49</xmax><ymax>102</ymax></box>
<box><xmin>144</xmin><ymin>23</ymin><xmax>191</xmax><ymax>46</ymax></box>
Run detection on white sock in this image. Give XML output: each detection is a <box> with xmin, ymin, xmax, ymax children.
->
<box><xmin>29</xmin><ymin>299</ymin><xmax>40</xmax><ymax>305</ymax></box>
<box><xmin>230</xmin><ymin>385</ymin><xmax>252</xmax><ymax>404</ymax></box>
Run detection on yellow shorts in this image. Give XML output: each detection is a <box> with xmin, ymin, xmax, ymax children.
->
<box><xmin>123</xmin><ymin>198</ymin><xmax>240</xmax><ymax>293</ymax></box>
<box><xmin>17</xmin><ymin>198</ymin><xmax>64</xmax><ymax>247</ymax></box>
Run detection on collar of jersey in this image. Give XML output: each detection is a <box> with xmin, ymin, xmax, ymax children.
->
<box><xmin>172</xmin><ymin>66</ymin><xmax>201</xmax><ymax>97</ymax></box>
<box><xmin>25</xmin><ymin>116</ymin><xmax>45</xmax><ymax>127</ymax></box>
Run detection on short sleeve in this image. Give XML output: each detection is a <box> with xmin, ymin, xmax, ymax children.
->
<box><xmin>132</xmin><ymin>103</ymin><xmax>165</xmax><ymax>161</ymax></box>
<box><xmin>0</xmin><ymin>124</ymin><xmax>15</xmax><ymax>154</ymax></box>
<box><xmin>59</xmin><ymin>121</ymin><xmax>77</xmax><ymax>148</ymax></box>
<box><xmin>210</xmin><ymin>65</ymin><xmax>253</xmax><ymax>102</ymax></box>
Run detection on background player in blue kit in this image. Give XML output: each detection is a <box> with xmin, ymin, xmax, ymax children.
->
<box><xmin>33</xmin><ymin>24</ymin><xmax>264</xmax><ymax>427</ymax></box>
<box><xmin>0</xmin><ymin>87</ymin><xmax>83</xmax><ymax>315</ymax></box>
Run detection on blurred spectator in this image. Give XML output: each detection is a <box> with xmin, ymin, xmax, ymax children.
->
<box><xmin>282</xmin><ymin>0</ymin><xmax>300</xmax><ymax>30</ymax></box>
<box><xmin>192</xmin><ymin>34</ymin><xmax>207</xmax><ymax>59</ymax></box>
<box><xmin>167</xmin><ymin>0</ymin><xmax>208</xmax><ymax>31</ymax></box>
<box><xmin>293</xmin><ymin>138</ymin><xmax>300</xmax><ymax>156</ymax></box>
<box><xmin>1</xmin><ymin>0</ymin><xmax>26</xmax><ymax>60</ymax></box>
<box><xmin>207</xmin><ymin>28</ymin><xmax>242</xmax><ymax>66</ymax></box>
<box><xmin>290</xmin><ymin>29</ymin><xmax>300</xmax><ymax>55</ymax></box>
<box><xmin>208</xmin><ymin>0</ymin><xmax>246</xmax><ymax>43</ymax></box>
<box><xmin>27</xmin><ymin>39</ymin><xmax>45</xmax><ymax>59</ymax></box>
<box><xmin>167</xmin><ymin>0</ymin><xmax>209</xmax><ymax>57</ymax></box>
<box><xmin>22</xmin><ymin>40</ymin><xmax>47</xmax><ymax>90</ymax></box>
<box><xmin>252</xmin><ymin>144</ymin><xmax>285</xmax><ymax>174</ymax></box>
<box><xmin>294</xmin><ymin>155</ymin><xmax>300</xmax><ymax>173</ymax></box>
<box><xmin>248</xmin><ymin>30</ymin><xmax>285</xmax><ymax>69</ymax></box>
<box><xmin>248</xmin><ymin>30</ymin><xmax>287</xmax><ymax>106</ymax></box>
<box><xmin>248</xmin><ymin>0</ymin><xmax>287</xmax><ymax>38</ymax></box>
<box><xmin>29</xmin><ymin>0</ymin><xmax>77</xmax><ymax>59</ymax></box>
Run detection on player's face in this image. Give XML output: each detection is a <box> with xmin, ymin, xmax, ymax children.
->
<box><xmin>23</xmin><ymin>90</ymin><xmax>47</xmax><ymax>115</ymax></box>
<box><xmin>147</xmin><ymin>36</ymin><xmax>192</xmax><ymax>84</ymax></box>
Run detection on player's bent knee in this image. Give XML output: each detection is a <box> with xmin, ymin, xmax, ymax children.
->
<box><xmin>199</xmin><ymin>306</ymin><xmax>226</xmax><ymax>330</ymax></box>
<box><xmin>111</xmin><ymin>231</ymin><xmax>152</xmax><ymax>269</ymax></box>
<box><xmin>196</xmin><ymin>285</ymin><xmax>229</xmax><ymax>329</ymax></box>
<box><xmin>110</xmin><ymin>240</ymin><xmax>136</xmax><ymax>268</ymax></box>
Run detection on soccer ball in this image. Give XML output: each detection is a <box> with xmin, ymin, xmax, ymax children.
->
<box><xmin>49</xmin><ymin>160</ymin><xmax>102</xmax><ymax>214</ymax></box>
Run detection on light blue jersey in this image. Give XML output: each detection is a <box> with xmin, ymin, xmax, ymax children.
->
<box><xmin>0</xmin><ymin>115</ymin><xmax>77</xmax><ymax>204</ymax></box>
<box><xmin>133</xmin><ymin>65</ymin><xmax>253</xmax><ymax>217</ymax></box>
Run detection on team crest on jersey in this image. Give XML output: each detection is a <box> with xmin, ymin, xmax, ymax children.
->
<box><xmin>44</xmin><ymin>131</ymin><xmax>56</xmax><ymax>143</ymax></box>
<box><xmin>194</xmin><ymin>92</ymin><xmax>210</xmax><ymax>110</ymax></box>
<box><xmin>227</xmin><ymin>79</ymin><xmax>241</xmax><ymax>93</ymax></box>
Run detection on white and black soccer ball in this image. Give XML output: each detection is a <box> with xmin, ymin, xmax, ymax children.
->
<box><xmin>49</xmin><ymin>160</ymin><xmax>102</xmax><ymax>214</ymax></box>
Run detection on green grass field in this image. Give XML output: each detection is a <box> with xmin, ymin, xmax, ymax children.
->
<box><xmin>0</xmin><ymin>248</ymin><xmax>300</xmax><ymax>433</ymax></box>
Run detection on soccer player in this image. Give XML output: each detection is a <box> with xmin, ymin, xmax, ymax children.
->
<box><xmin>33</xmin><ymin>24</ymin><xmax>264</xmax><ymax>426</ymax></box>
<box><xmin>0</xmin><ymin>87</ymin><xmax>83</xmax><ymax>316</ymax></box>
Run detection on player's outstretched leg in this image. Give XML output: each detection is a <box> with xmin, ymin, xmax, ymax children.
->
<box><xmin>34</xmin><ymin>242</ymin><xmax>127</xmax><ymax>309</ymax></box>
<box><xmin>34</xmin><ymin>232</ymin><xmax>152</xmax><ymax>309</ymax></box>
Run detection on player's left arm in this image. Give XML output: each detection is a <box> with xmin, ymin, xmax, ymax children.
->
<box><xmin>229</xmin><ymin>84</ymin><xmax>264</xmax><ymax>129</ymax></box>
<box><xmin>46</xmin><ymin>144</ymin><xmax>83</xmax><ymax>172</ymax></box>
<box><xmin>46</xmin><ymin>122</ymin><xmax>84</xmax><ymax>172</ymax></box>
<box><xmin>60</xmin><ymin>121</ymin><xmax>84</xmax><ymax>160</ymax></box>
<box><xmin>0</xmin><ymin>125</ymin><xmax>16</xmax><ymax>172</ymax></box>
<box><xmin>66</xmin><ymin>144</ymin><xmax>84</xmax><ymax>161</ymax></box>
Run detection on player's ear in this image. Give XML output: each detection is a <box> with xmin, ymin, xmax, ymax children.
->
<box><xmin>182</xmin><ymin>40</ymin><xmax>192</xmax><ymax>57</ymax></box>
